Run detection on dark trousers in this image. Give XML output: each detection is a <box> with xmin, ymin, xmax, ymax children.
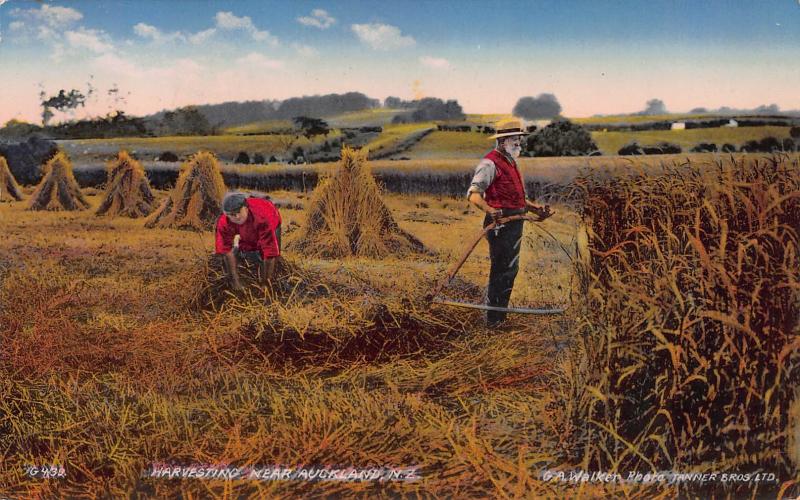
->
<box><xmin>224</xmin><ymin>226</ymin><xmax>282</xmax><ymax>279</ymax></box>
<box><xmin>484</xmin><ymin>214</ymin><xmax>524</xmax><ymax>325</ymax></box>
<box><xmin>233</xmin><ymin>226</ymin><xmax>282</xmax><ymax>263</ymax></box>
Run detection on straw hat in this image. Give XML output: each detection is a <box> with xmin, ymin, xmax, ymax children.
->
<box><xmin>489</xmin><ymin>118</ymin><xmax>528</xmax><ymax>139</ymax></box>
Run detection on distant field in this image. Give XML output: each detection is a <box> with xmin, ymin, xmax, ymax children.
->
<box><xmin>326</xmin><ymin>108</ymin><xmax>404</xmax><ymax>128</ymax></box>
<box><xmin>59</xmin><ymin>133</ymin><xmax>339</xmax><ymax>162</ymax></box>
<box><xmin>401</xmin><ymin>131</ymin><xmax>494</xmax><ymax>159</ymax></box>
<box><xmin>68</xmin><ymin>153</ymin><xmax>791</xmax><ymax>203</ymax></box>
<box><xmin>223</xmin><ymin>120</ymin><xmax>294</xmax><ymax>135</ymax></box>
<box><xmin>365</xmin><ymin>122</ymin><xmax>435</xmax><ymax>156</ymax></box>
<box><xmin>592</xmin><ymin>125</ymin><xmax>793</xmax><ymax>155</ymax></box>
<box><xmin>573</xmin><ymin>113</ymin><xmax>711</xmax><ymax>125</ymax></box>
<box><xmin>53</xmin><ymin>121</ymin><xmax>794</xmax><ymax>165</ymax></box>
<box><xmin>465</xmin><ymin>113</ymin><xmax>512</xmax><ymax>124</ymax></box>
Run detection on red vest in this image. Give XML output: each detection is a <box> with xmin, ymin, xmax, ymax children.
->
<box><xmin>483</xmin><ymin>149</ymin><xmax>526</xmax><ymax>209</ymax></box>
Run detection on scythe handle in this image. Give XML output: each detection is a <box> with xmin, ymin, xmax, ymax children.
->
<box><xmin>426</xmin><ymin>214</ymin><xmax>538</xmax><ymax>301</ymax></box>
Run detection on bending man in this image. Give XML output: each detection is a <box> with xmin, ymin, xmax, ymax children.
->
<box><xmin>215</xmin><ymin>191</ymin><xmax>282</xmax><ymax>290</ymax></box>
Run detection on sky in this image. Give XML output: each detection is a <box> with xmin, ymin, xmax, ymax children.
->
<box><xmin>0</xmin><ymin>0</ymin><xmax>799</xmax><ymax>125</ymax></box>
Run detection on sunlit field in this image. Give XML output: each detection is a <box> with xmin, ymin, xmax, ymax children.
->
<box><xmin>591</xmin><ymin>125</ymin><xmax>793</xmax><ymax>154</ymax></box>
<box><xmin>59</xmin><ymin>133</ymin><xmax>339</xmax><ymax>162</ymax></box>
<box><xmin>1</xmin><ymin>151</ymin><xmax>797</xmax><ymax>497</ymax></box>
<box><xmin>0</xmin><ymin>184</ymin><xmax>585</xmax><ymax>497</ymax></box>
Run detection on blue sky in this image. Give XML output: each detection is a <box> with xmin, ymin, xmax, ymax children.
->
<box><xmin>1</xmin><ymin>0</ymin><xmax>798</xmax><ymax>124</ymax></box>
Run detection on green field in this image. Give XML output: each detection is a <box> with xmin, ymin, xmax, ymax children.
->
<box><xmin>591</xmin><ymin>125</ymin><xmax>792</xmax><ymax>155</ymax></box>
<box><xmin>401</xmin><ymin>131</ymin><xmax>494</xmax><ymax>159</ymax></box>
<box><xmin>222</xmin><ymin>120</ymin><xmax>294</xmax><ymax>135</ymax></box>
<box><xmin>364</xmin><ymin>122</ymin><xmax>435</xmax><ymax>154</ymax></box>
<box><xmin>325</xmin><ymin>108</ymin><xmax>404</xmax><ymax>128</ymax></box>
<box><xmin>573</xmin><ymin>113</ymin><xmax>712</xmax><ymax>126</ymax></box>
<box><xmin>60</xmin><ymin>133</ymin><xmax>340</xmax><ymax>161</ymax></box>
<box><xmin>464</xmin><ymin>113</ymin><xmax>513</xmax><ymax>124</ymax></box>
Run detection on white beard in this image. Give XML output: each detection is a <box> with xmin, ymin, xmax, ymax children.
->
<box><xmin>505</xmin><ymin>145</ymin><xmax>522</xmax><ymax>159</ymax></box>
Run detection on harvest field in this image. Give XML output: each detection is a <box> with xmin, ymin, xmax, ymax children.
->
<box><xmin>325</xmin><ymin>108</ymin><xmax>405</xmax><ymax>128</ymax></box>
<box><xmin>400</xmin><ymin>130</ymin><xmax>494</xmax><ymax>159</ymax></box>
<box><xmin>573</xmin><ymin>113</ymin><xmax>712</xmax><ymax>126</ymax></box>
<box><xmin>3</xmin><ymin>0</ymin><xmax>799</xmax><ymax>496</ymax></box>
<box><xmin>59</xmin><ymin>133</ymin><xmax>339</xmax><ymax>162</ymax></box>
<box><xmin>1</xmin><ymin>149</ymin><xmax>798</xmax><ymax>497</ymax></box>
<box><xmin>591</xmin><ymin>125</ymin><xmax>794</xmax><ymax>155</ymax></box>
<box><xmin>56</xmin><ymin>120</ymin><xmax>797</xmax><ymax>167</ymax></box>
<box><xmin>0</xmin><ymin>183</ymin><xmax>583</xmax><ymax>497</ymax></box>
<box><xmin>363</xmin><ymin>122</ymin><xmax>435</xmax><ymax>158</ymax></box>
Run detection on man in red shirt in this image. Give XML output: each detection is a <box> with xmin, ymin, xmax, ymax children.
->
<box><xmin>215</xmin><ymin>192</ymin><xmax>282</xmax><ymax>290</ymax></box>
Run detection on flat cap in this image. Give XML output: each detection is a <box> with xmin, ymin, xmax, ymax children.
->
<box><xmin>222</xmin><ymin>192</ymin><xmax>247</xmax><ymax>214</ymax></box>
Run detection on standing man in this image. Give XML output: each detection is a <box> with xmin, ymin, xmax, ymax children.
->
<box><xmin>467</xmin><ymin>118</ymin><xmax>552</xmax><ymax>327</ymax></box>
<box><xmin>215</xmin><ymin>191</ymin><xmax>282</xmax><ymax>290</ymax></box>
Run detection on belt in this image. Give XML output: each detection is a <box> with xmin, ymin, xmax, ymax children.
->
<box><xmin>500</xmin><ymin>208</ymin><xmax>527</xmax><ymax>216</ymax></box>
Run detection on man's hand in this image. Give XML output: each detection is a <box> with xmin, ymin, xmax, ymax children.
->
<box><xmin>468</xmin><ymin>192</ymin><xmax>503</xmax><ymax>225</ymax></box>
<box><xmin>488</xmin><ymin>208</ymin><xmax>503</xmax><ymax>225</ymax></box>
<box><xmin>527</xmin><ymin>204</ymin><xmax>554</xmax><ymax>221</ymax></box>
<box><xmin>223</xmin><ymin>251</ymin><xmax>244</xmax><ymax>291</ymax></box>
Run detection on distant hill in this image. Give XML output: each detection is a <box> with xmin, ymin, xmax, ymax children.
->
<box><xmin>147</xmin><ymin>92</ymin><xmax>380</xmax><ymax>128</ymax></box>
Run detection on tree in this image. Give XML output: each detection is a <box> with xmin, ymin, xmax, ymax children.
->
<box><xmin>618</xmin><ymin>141</ymin><xmax>644</xmax><ymax>156</ymax></box>
<box><xmin>754</xmin><ymin>104</ymin><xmax>780</xmax><ymax>115</ymax></box>
<box><xmin>691</xmin><ymin>143</ymin><xmax>718</xmax><ymax>153</ymax></box>
<box><xmin>39</xmin><ymin>88</ymin><xmax>87</xmax><ymax>125</ymax></box>
<box><xmin>159</xmin><ymin>106</ymin><xmax>211</xmax><ymax>136</ymax></box>
<box><xmin>409</xmin><ymin>98</ymin><xmax>465</xmax><ymax>122</ymax></box>
<box><xmin>1</xmin><ymin>119</ymin><xmax>41</xmax><ymax>138</ymax></box>
<box><xmin>293</xmin><ymin>116</ymin><xmax>330</xmax><ymax>139</ymax></box>
<box><xmin>512</xmin><ymin>94</ymin><xmax>562</xmax><ymax>120</ymax></box>
<box><xmin>640</xmin><ymin>99</ymin><xmax>667</xmax><ymax>116</ymax></box>
<box><xmin>235</xmin><ymin>151</ymin><xmax>250</xmax><ymax>164</ymax></box>
<box><xmin>384</xmin><ymin>96</ymin><xmax>417</xmax><ymax>109</ymax></box>
<box><xmin>643</xmin><ymin>142</ymin><xmax>681</xmax><ymax>155</ymax></box>
<box><xmin>525</xmin><ymin>120</ymin><xmax>599</xmax><ymax>157</ymax></box>
<box><xmin>384</xmin><ymin>96</ymin><xmax>403</xmax><ymax>108</ymax></box>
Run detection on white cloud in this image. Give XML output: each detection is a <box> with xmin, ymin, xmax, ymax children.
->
<box><xmin>133</xmin><ymin>22</ymin><xmax>159</xmax><ymax>39</ymax></box>
<box><xmin>11</xmin><ymin>4</ymin><xmax>83</xmax><ymax>27</ymax></box>
<box><xmin>188</xmin><ymin>28</ymin><xmax>216</xmax><ymax>45</ymax></box>
<box><xmin>251</xmin><ymin>30</ymin><xmax>277</xmax><ymax>44</ymax></box>
<box><xmin>215</xmin><ymin>11</ymin><xmax>278</xmax><ymax>45</ymax></box>
<box><xmin>50</xmin><ymin>43</ymin><xmax>65</xmax><ymax>62</ymax></box>
<box><xmin>215</xmin><ymin>11</ymin><xmax>251</xmax><ymax>30</ymax></box>
<box><xmin>420</xmin><ymin>56</ymin><xmax>451</xmax><ymax>69</ymax></box>
<box><xmin>236</xmin><ymin>52</ymin><xmax>284</xmax><ymax>69</ymax></box>
<box><xmin>93</xmin><ymin>54</ymin><xmax>204</xmax><ymax>81</ymax></box>
<box><xmin>292</xmin><ymin>43</ymin><xmax>318</xmax><ymax>57</ymax></box>
<box><xmin>9</xmin><ymin>4</ymin><xmax>82</xmax><ymax>41</ymax></box>
<box><xmin>297</xmin><ymin>9</ymin><xmax>335</xmax><ymax>29</ymax></box>
<box><xmin>133</xmin><ymin>22</ymin><xmax>185</xmax><ymax>43</ymax></box>
<box><xmin>351</xmin><ymin>23</ymin><xmax>415</xmax><ymax>50</ymax></box>
<box><xmin>93</xmin><ymin>53</ymin><xmax>139</xmax><ymax>77</ymax></box>
<box><xmin>65</xmin><ymin>27</ymin><xmax>113</xmax><ymax>54</ymax></box>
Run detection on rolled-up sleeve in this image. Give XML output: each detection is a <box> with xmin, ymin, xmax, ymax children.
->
<box><xmin>466</xmin><ymin>159</ymin><xmax>496</xmax><ymax>197</ymax></box>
